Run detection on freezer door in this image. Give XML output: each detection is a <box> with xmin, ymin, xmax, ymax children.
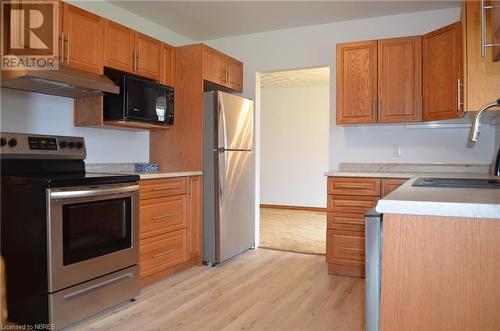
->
<box><xmin>218</xmin><ymin>91</ymin><xmax>254</xmax><ymax>150</ymax></box>
<box><xmin>215</xmin><ymin>150</ymin><xmax>255</xmax><ymax>262</ymax></box>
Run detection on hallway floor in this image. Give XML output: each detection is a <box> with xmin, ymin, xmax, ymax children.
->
<box><xmin>259</xmin><ymin>208</ymin><xmax>326</xmax><ymax>255</ymax></box>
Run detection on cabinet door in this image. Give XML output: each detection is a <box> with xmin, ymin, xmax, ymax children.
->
<box><xmin>378</xmin><ymin>36</ymin><xmax>422</xmax><ymax>123</ymax></box>
<box><xmin>492</xmin><ymin>0</ymin><xmax>500</xmax><ymax>62</ymax></box>
<box><xmin>103</xmin><ymin>20</ymin><xmax>135</xmax><ymax>73</ymax></box>
<box><xmin>160</xmin><ymin>43</ymin><xmax>175</xmax><ymax>87</ymax></box>
<box><xmin>225</xmin><ymin>57</ymin><xmax>243</xmax><ymax>92</ymax></box>
<box><xmin>423</xmin><ymin>22</ymin><xmax>463</xmax><ymax>121</ymax></box>
<box><xmin>62</xmin><ymin>3</ymin><xmax>103</xmax><ymax>74</ymax></box>
<box><xmin>381</xmin><ymin>178</ymin><xmax>407</xmax><ymax>197</ymax></box>
<box><xmin>336</xmin><ymin>41</ymin><xmax>378</xmax><ymax>124</ymax></box>
<box><xmin>463</xmin><ymin>0</ymin><xmax>500</xmax><ymax>111</ymax></box>
<box><xmin>203</xmin><ymin>47</ymin><xmax>226</xmax><ymax>86</ymax></box>
<box><xmin>135</xmin><ymin>32</ymin><xmax>161</xmax><ymax>80</ymax></box>
<box><xmin>187</xmin><ymin>176</ymin><xmax>201</xmax><ymax>259</ymax></box>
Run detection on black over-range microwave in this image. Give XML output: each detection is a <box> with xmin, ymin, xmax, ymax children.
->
<box><xmin>104</xmin><ymin>68</ymin><xmax>174</xmax><ymax>126</ymax></box>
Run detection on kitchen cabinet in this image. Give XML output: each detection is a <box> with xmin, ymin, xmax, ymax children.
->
<box><xmin>336</xmin><ymin>41</ymin><xmax>378</xmax><ymax>124</ymax></box>
<box><xmin>150</xmin><ymin>44</ymin><xmax>244</xmax><ymax>172</ymax></box>
<box><xmin>378</xmin><ymin>36</ymin><xmax>422</xmax><ymax>123</ymax></box>
<box><xmin>102</xmin><ymin>20</ymin><xmax>162</xmax><ymax>81</ymax></box>
<box><xmin>103</xmin><ymin>20</ymin><xmax>135</xmax><ymax>73</ymax></box>
<box><xmin>139</xmin><ymin>176</ymin><xmax>202</xmax><ymax>287</ymax></box>
<box><xmin>493</xmin><ymin>1</ymin><xmax>500</xmax><ymax>61</ymax></box>
<box><xmin>462</xmin><ymin>0</ymin><xmax>500</xmax><ymax>111</ymax></box>
<box><xmin>423</xmin><ymin>22</ymin><xmax>463</xmax><ymax>121</ymax></box>
<box><xmin>381</xmin><ymin>178</ymin><xmax>407</xmax><ymax>197</ymax></box>
<box><xmin>326</xmin><ymin>176</ymin><xmax>408</xmax><ymax>277</ymax></box>
<box><xmin>203</xmin><ymin>45</ymin><xmax>244</xmax><ymax>92</ymax></box>
<box><xmin>61</xmin><ymin>3</ymin><xmax>103</xmax><ymax>74</ymax></box>
<box><xmin>135</xmin><ymin>33</ymin><xmax>162</xmax><ymax>80</ymax></box>
<box><xmin>326</xmin><ymin>177</ymin><xmax>381</xmax><ymax>277</ymax></box>
<box><xmin>161</xmin><ymin>43</ymin><xmax>175</xmax><ymax>87</ymax></box>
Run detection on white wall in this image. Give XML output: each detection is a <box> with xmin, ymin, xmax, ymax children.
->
<box><xmin>261</xmin><ymin>84</ymin><xmax>329</xmax><ymax>208</ymax></box>
<box><xmin>206</xmin><ymin>7</ymin><xmax>498</xmax><ymax>169</ymax></box>
<box><xmin>0</xmin><ymin>1</ymin><xmax>194</xmax><ymax>164</ymax></box>
<box><xmin>0</xmin><ymin>89</ymin><xmax>149</xmax><ymax>163</ymax></box>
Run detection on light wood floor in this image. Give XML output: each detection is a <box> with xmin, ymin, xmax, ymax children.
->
<box><xmin>70</xmin><ymin>249</ymin><xmax>365</xmax><ymax>331</ymax></box>
<box><xmin>260</xmin><ymin>208</ymin><xmax>326</xmax><ymax>255</ymax></box>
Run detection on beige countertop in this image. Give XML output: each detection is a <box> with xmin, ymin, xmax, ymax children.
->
<box><xmin>375</xmin><ymin>173</ymin><xmax>500</xmax><ymax>219</ymax></box>
<box><xmin>134</xmin><ymin>171</ymin><xmax>202</xmax><ymax>180</ymax></box>
<box><xmin>325</xmin><ymin>171</ymin><xmax>415</xmax><ymax>178</ymax></box>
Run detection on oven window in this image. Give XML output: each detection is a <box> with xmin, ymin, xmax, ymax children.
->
<box><xmin>62</xmin><ymin>197</ymin><xmax>132</xmax><ymax>266</ymax></box>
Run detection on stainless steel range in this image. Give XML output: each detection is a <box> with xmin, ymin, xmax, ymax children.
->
<box><xmin>0</xmin><ymin>132</ymin><xmax>140</xmax><ymax>329</ymax></box>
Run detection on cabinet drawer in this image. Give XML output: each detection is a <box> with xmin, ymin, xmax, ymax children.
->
<box><xmin>328</xmin><ymin>177</ymin><xmax>381</xmax><ymax>196</ymax></box>
<box><xmin>327</xmin><ymin>212</ymin><xmax>365</xmax><ymax>232</ymax></box>
<box><xmin>328</xmin><ymin>195</ymin><xmax>378</xmax><ymax>214</ymax></box>
<box><xmin>140</xmin><ymin>178</ymin><xmax>187</xmax><ymax>200</ymax></box>
<box><xmin>140</xmin><ymin>229</ymin><xmax>186</xmax><ymax>279</ymax></box>
<box><xmin>381</xmin><ymin>178</ymin><xmax>407</xmax><ymax>197</ymax></box>
<box><xmin>327</xmin><ymin>230</ymin><xmax>365</xmax><ymax>262</ymax></box>
<box><xmin>140</xmin><ymin>195</ymin><xmax>187</xmax><ymax>238</ymax></box>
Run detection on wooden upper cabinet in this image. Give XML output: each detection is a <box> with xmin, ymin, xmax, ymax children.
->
<box><xmin>463</xmin><ymin>0</ymin><xmax>500</xmax><ymax>111</ymax></box>
<box><xmin>336</xmin><ymin>41</ymin><xmax>378</xmax><ymax>124</ymax></box>
<box><xmin>423</xmin><ymin>22</ymin><xmax>463</xmax><ymax>121</ymax></box>
<box><xmin>493</xmin><ymin>0</ymin><xmax>500</xmax><ymax>61</ymax></box>
<box><xmin>202</xmin><ymin>45</ymin><xmax>244</xmax><ymax>91</ymax></box>
<box><xmin>225</xmin><ymin>57</ymin><xmax>243</xmax><ymax>92</ymax></box>
<box><xmin>203</xmin><ymin>47</ymin><xmax>226</xmax><ymax>85</ymax></box>
<box><xmin>103</xmin><ymin>20</ymin><xmax>135</xmax><ymax>72</ymax></box>
<box><xmin>135</xmin><ymin>33</ymin><xmax>162</xmax><ymax>81</ymax></box>
<box><xmin>378</xmin><ymin>36</ymin><xmax>422</xmax><ymax>123</ymax></box>
<box><xmin>160</xmin><ymin>43</ymin><xmax>175</xmax><ymax>87</ymax></box>
<box><xmin>61</xmin><ymin>3</ymin><xmax>103</xmax><ymax>74</ymax></box>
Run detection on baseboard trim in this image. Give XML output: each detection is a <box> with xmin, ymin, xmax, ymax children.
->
<box><xmin>260</xmin><ymin>204</ymin><xmax>326</xmax><ymax>212</ymax></box>
<box><xmin>259</xmin><ymin>246</ymin><xmax>326</xmax><ymax>256</ymax></box>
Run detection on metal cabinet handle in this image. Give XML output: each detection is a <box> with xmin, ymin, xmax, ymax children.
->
<box><xmin>457</xmin><ymin>78</ymin><xmax>463</xmax><ymax>111</ymax></box>
<box><xmin>481</xmin><ymin>0</ymin><xmax>500</xmax><ymax>59</ymax></box>
<box><xmin>152</xmin><ymin>185</ymin><xmax>177</xmax><ymax>191</ymax></box>
<box><xmin>335</xmin><ymin>220</ymin><xmax>364</xmax><ymax>225</ymax></box>
<box><xmin>66</xmin><ymin>35</ymin><xmax>71</xmax><ymax>64</ymax></box>
<box><xmin>133</xmin><ymin>52</ymin><xmax>136</xmax><ymax>71</ymax></box>
<box><xmin>63</xmin><ymin>272</ymin><xmax>133</xmax><ymax>300</ymax></box>
<box><xmin>152</xmin><ymin>213</ymin><xmax>175</xmax><ymax>221</ymax></box>
<box><xmin>135</xmin><ymin>53</ymin><xmax>140</xmax><ymax>71</ymax></box>
<box><xmin>60</xmin><ymin>32</ymin><xmax>64</xmax><ymax>64</ymax></box>
<box><xmin>152</xmin><ymin>249</ymin><xmax>176</xmax><ymax>258</ymax></box>
<box><xmin>341</xmin><ymin>247</ymin><xmax>364</xmax><ymax>252</ymax></box>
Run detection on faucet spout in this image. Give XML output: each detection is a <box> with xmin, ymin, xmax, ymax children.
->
<box><xmin>468</xmin><ymin>99</ymin><xmax>500</xmax><ymax>143</ymax></box>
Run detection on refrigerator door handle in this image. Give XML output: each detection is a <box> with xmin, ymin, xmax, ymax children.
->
<box><xmin>218</xmin><ymin>103</ymin><xmax>228</xmax><ymax>149</ymax></box>
<box><xmin>218</xmin><ymin>151</ymin><xmax>226</xmax><ymax>207</ymax></box>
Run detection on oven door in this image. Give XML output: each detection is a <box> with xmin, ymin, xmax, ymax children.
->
<box><xmin>47</xmin><ymin>184</ymin><xmax>139</xmax><ymax>292</ymax></box>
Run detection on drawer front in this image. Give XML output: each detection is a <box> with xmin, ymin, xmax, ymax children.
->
<box><xmin>328</xmin><ymin>177</ymin><xmax>381</xmax><ymax>196</ymax></box>
<box><xmin>140</xmin><ymin>195</ymin><xmax>187</xmax><ymax>238</ymax></box>
<box><xmin>328</xmin><ymin>212</ymin><xmax>365</xmax><ymax>232</ymax></box>
<box><xmin>140</xmin><ymin>177</ymin><xmax>187</xmax><ymax>200</ymax></box>
<box><xmin>331</xmin><ymin>231</ymin><xmax>365</xmax><ymax>262</ymax></box>
<box><xmin>140</xmin><ymin>229</ymin><xmax>187</xmax><ymax>278</ymax></box>
<box><xmin>328</xmin><ymin>195</ymin><xmax>378</xmax><ymax>214</ymax></box>
<box><xmin>381</xmin><ymin>178</ymin><xmax>407</xmax><ymax>197</ymax></box>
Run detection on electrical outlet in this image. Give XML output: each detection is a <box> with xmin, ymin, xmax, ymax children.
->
<box><xmin>393</xmin><ymin>144</ymin><xmax>401</xmax><ymax>157</ymax></box>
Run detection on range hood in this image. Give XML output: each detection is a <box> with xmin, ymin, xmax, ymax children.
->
<box><xmin>1</xmin><ymin>65</ymin><xmax>119</xmax><ymax>98</ymax></box>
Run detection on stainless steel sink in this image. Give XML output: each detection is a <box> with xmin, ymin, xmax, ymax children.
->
<box><xmin>412</xmin><ymin>177</ymin><xmax>500</xmax><ymax>189</ymax></box>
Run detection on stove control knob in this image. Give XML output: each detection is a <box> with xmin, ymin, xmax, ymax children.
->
<box><xmin>0</xmin><ymin>138</ymin><xmax>6</xmax><ymax>147</ymax></box>
<box><xmin>75</xmin><ymin>141</ymin><xmax>83</xmax><ymax>149</ymax></box>
<box><xmin>59</xmin><ymin>141</ymin><xmax>67</xmax><ymax>149</ymax></box>
<box><xmin>8</xmin><ymin>138</ymin><xmax>17</xmax><ymax>147</ymax></box>
<box><xmin>68</xmin><ymin>141</ymin><xmax>75</xmax><ymax>149</ymax></box>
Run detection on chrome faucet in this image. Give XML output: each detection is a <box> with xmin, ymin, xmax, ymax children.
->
<box><xmin>467</xmin><ymin>99</ymin><xmax>500</xmax><ymax>176</ymax></box>
<box><xmin>468</xmin><ymin>99</ymin><xmax>500</xmax><ymax>143</ymax></box>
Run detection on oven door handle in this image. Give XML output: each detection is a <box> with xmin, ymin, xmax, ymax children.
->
<box><xmin>50</xmin><ymin>185</ymin><xmax>139</xmax><ymax>200</ymax></box>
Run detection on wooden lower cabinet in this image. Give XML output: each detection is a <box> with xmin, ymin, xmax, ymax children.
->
<box><xmin>139</xmin><ymin>176</ymin><xmax>202</xmax><ymax>286</ymax></box>
<box><xmin>326</xmin><ymin>176</ymin><xmax>407</xmax><ymax>278</ymax></box>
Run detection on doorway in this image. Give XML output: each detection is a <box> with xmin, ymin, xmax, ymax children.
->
<box><xmin>257</xmin><ymin>67</ymin><xmax>330</xmax><ymax>255</ymax></box>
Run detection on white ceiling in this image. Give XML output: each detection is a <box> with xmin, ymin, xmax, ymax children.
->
<box><xmin>261</xmin><ymin>67</ymin><xmax>330</xmax><ymax>88</ymax></box>
<box><xmin>110</xmin><ymin>1</ymin><xmax>460</xmax><ymax>41</ymax></box>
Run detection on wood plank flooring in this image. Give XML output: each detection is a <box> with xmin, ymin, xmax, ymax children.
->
<box><xmin>70</xmin><ymin>249</ymin><xmax>364</xmax><ymax>331</ymax></box>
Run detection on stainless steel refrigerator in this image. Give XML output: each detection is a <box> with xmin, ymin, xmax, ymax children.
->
<box><xmin>203</xmin><ymin>91</ymin><xmax>255</xmax><ymax>265</ymax></box>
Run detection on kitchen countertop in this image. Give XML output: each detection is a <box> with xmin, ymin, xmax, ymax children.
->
<box><xmin>325</xmin><ymin>171</ymin><xmax>415</xmax><ymax>178</ymax></box>
<box><xmin>130</xmin><ymin>171</ymin><xmax>202</xmax><ymax>180</ymax></box>
<box><xmin>85</xmin><ymin>163</ymin><xmax>202</xmax><ymax>180</ymax></box>
<box><xmin>376</xmin><ymin>173</ymin><xmax>500</xmax><ymax>219</ymax></box>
